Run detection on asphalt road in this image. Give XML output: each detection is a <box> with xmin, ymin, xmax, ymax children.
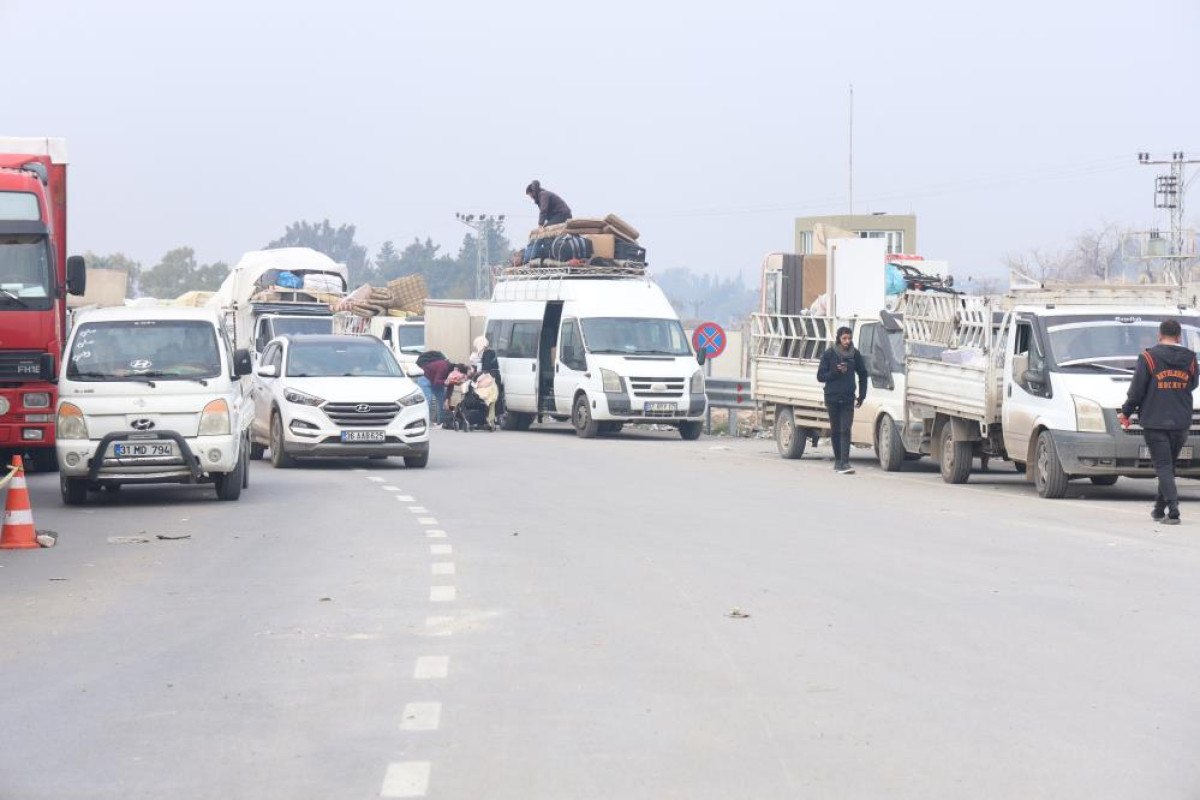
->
<box><xmin>2</xmin><ymin>427</ymin><xmax>1199</xmax><ymax>799</ymax></box>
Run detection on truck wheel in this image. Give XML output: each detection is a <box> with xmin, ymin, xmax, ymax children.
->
<box><xmin>1034</xmin><ymin>430</ymin><xmax>1070</xmax><ymax>499</ymax></box>
<box><xmin>938</xmin><ymin>424</ymin><xmax>972</xmax><ymax>484</ymax></box>
<box><xmin>60</xmin><ymin>474</ymin><xmax>88</xmax><ymax>506</ymax></box>
<box><xmin>502</xmin><ymin>412</ymin><xmax>534</xmax><ymax>431</ymax></box>
<box><xmin>774</xmin><ymin>408</ymin><xmax>806</xmax><ymax>459</ymax></box>
<box><xmin>876</xmin><ymin>415</ymin><xmax>905</xmax><ymax>472</ymax></box>
<box><xmin>1089</xmin><ymin>475</ymin><xmax>1119</xmax><ymax>486</ymax></box>
<box><xmin>678</xmin><ymin>421</ymin><xmax>703</xmax><ymax>440</ymax></box>
<box><xmin>270</xmin><ymin>413</ymin><xmax>295</xmax><ymax>468</ymax></box>
<box><xmin>249</xmin><ymin>442</ymin><xmax>266</xmax><ymax>460</ymax></box>
<box><xmin>572</xmin><ymin>396</ymin><xmax>599</xmax><ymax>439</ymax></box>
<box><xmin>1013</xmin><ymin>461</ymin><xmax>1026</xmax><ymax>474</ymax></box>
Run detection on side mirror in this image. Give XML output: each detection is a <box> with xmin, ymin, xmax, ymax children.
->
<box><xmin>233</xmin><ymin>348</ymin><xmax>253</xmax><ymax>377</ymax></box>
<box><xmin>256</xmin><ymin>364</ymin><xmax>279</xmax><ymax>378</ymax></box>
<box><xmin>1012</xmin><ymin>353</ymin><xmax>1029</xmax><ymax>378</ymax></box>
<box><xmin>66</xmin><ymin>255</ymin><xmax>87</xmax><ymax>296</ymax></box>
<box><xmin>40</xmin><ymin>353</ymin><xmax>55</xmax><ymax>381</ymax></box>
<box><xmin>405</xmin><ymin>364</ymin><xmax>425</xmax><ymax>379</ymax></box>
<box><xmin>696</xmin><ymin>348</ymin><xmax>707</xmax><ymax>366</ymax></box>
<box><xmin>1022</xmin><ymin>369</ymin><xmax>1046</xmax><ymax>387</ymax></box>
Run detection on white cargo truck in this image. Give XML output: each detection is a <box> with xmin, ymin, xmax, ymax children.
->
<box><xmin>899</xmin><ymin>285</ymin><xmax>1200</xmax><ymax>497</ymax></box>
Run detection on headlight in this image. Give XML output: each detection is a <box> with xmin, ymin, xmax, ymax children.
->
<box><xmin>600</xmin><ymin>368</ymin><xmax>623</xmax><ymax>393</ymax></box>
<box><xmin>690</xmin><ymin>370</ymin><xmax>705</xmax><ymax>394</ymax></box>
<box><xmin>1073</xmin><ymin>395</ymin><xmax>1107</xmax><ymax>433</ymax></box>
<box><xmin>199</xmin><ymin>398</ymin><xmax>231</xmax><ymax>436</ymax></box>
<box><xmin>284</xmin><ymin>388</ymin><xmax>324</xmax><ymax>406</ymax></box>
<box><xmin>57</xmin><ymin>402</ymin><xmax>88</xmax><ymax>439</ymax></box>
<box><xmin>399</xmin><ymin>389</ymin><xmax>425</xmax><ymax>407</ymax></box>
<box><xmin>23</xmin><ymin>392</ymin><xmax>51</xmax><ymax>409</ymax></box>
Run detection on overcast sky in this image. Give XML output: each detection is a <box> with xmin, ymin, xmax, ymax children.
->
<box><xmin>4</xmin><ymin>0</ymin><xmax>1198</xmax><ymax>284</ymax></box>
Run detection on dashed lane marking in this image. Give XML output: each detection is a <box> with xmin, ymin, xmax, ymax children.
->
<box><xmin>395</xmin><ymin>495</ymin><xmax>416</xmax><ymax>502</ymax></box>
<box><xmin>418</xmin><ymin>518</ymin><xmax>439</xmax><ymax>525</ymax></box>
<box><xmin>430</xmin><ymin>544</ymin><xmax>452</xmax><ymax>555</ymax></box>
<box><xmin>431</xmin><ymin>562</ymin><xmax>456</xmax><ymax>575</ymax></box>
<box><xmin>382</xmin><ymin>485</ymin><xmax>401</xmax><ymax>492</ymax></box>
<box><xmin>409</xmin><ymin>506</ymin><xmax>429</xmax><ymax>513</ymax></box>
<box><xmin>426</xmin><ymin>530</ymin><xmax>447</xmax><ymax>539</ymax></box>
<box><xmin>399</xmin><ymin>702</ymin><xmax>442</xmax><ymax>731</ymax></box>
<box><xmin>367</xmin><ymin>476</ymin><xmax>386</xmax><ymax>482</ymax></box>
<box><xmin>380</xmin><ymin>761</ymin><xmax>431</xmax><ymax>797</ymax></box>
<box><xmin>430</xmin><ymin>586</ymin><xmax>456</xmax><ymax>602</ymax></box>
<box><xmin>414</xmin><ymin>656</ymin><xmax>449</xmax><ymax>680</ymax></box>
<box><xmin>424</xmin><ymin>616</ymin><xmax>454</xmax><ymax>636</ymax></box>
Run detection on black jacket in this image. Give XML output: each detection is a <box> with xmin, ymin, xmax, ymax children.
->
<box><xmin>1121</xmin><ymin>343</ymin><xmax>1198</xmax><ymax>430</ymax></box>
<box><xmin>817</xmin><ymin>345</ymin><xmax>868</xmax><ymax>403</ymax></box>
<box><xmin>535</xmin><ymin>190</ymin><xmax>572</xmax><ymax>226</ymax></box>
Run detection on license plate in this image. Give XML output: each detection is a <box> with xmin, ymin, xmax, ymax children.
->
<box><xmin>645</xmin><ymin>402</ymin><xmax>677</xmax><ymax>413</ymax></box>
<box><xmin>113</xmin><ymin>441</ymin><xmax>175</xmax><ymax>457</ymax></box>
<box><xmin>341</xmin><ymin>430</ymin><xmax>386</xmax><ymax>443</ymax></box>
<box><xmin>1139</xmin><ymin>446</ymin><xmax>1193</xmax><ymax>460</ymax></box>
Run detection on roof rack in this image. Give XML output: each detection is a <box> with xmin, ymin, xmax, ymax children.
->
<box><xmin>494</xmin><ymin>262</ymin><xmax>647</xmax><ymax>281</ymax></box>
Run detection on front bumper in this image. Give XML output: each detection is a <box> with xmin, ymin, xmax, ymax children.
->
<box><xmin>281</xmin><ymin>403</ymin><xmax>430</xmax><ymax>458</ymax></box>
<box><xmin>1051</xmin><ymin>429</ymin><xmax>1200</xmax><ymax>477</ymax></box>
<box><xmin>57</xmin><ymin>430</ymin><xmax>241</xmax><ymax>483</ymax></box>
<box><xmin>595</xmin><ymin>392</ymin><xmax>707</xmax><ymax>422</ymax></box>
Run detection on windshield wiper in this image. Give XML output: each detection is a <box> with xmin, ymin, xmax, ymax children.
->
<box><xmin>0</xmin><ymin>290</ymin><xmax>29</xmax><ymax>309</ymax></box>
<box><xmin>1058</xmin><ymin>360</ymin><xmax>1134</xmax><ymax>374</ymax></box>
<box><xmin>69</xmin><ymin>370</ymin><xmax>156</xmax><ymax>386</ymax></box>
<box><xmin>139</xmin><ymin>371</ymin><xmax>210</xmax><ymax>386</ymax></box>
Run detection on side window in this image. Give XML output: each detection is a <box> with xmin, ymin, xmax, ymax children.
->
<box><xmin>259</xmin><ymin>343</ymin><xmax>278</xmax><ymax>372</ymax></box>
<box><xmin>509</xmin><ymin>322</ymin><xmax>540</xmax><ymax>358</ymax></box>
<box><xmin>381</xmin><ymin>325</ymin><xmax>393</xmax><ymax>344</ymax></box>
<box><xmin>485</xmin><ymin>320</ymin><xmax>500</xmax><ymax>351</ymax></box>
<box><xmin>559</xmin><ymin>319</ymin><xmax>587</xmax><ymax>371</ymax></box>
<box><xmin>489</xmin><ymin>320</ymin><xmax>515</xmax><ymax>356</ymax></box>
<box><xmin>269</xmin><ymin>344</ymin><xmax>284</xmax><ymax>371</ymax></box>
<box><xmin>1013</xmin><ymin>322</ymin><xmax>1045</xmax><ymax>376</ymax></box>
<box><xmin>255</xmin><ymin>320</ymin><xmax>272</xmax><ymax>353</ymax></box>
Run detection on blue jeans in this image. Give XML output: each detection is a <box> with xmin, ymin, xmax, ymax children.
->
<box><xmin>416</xmin><ymin>377</ymin><xmax>433</xmax><ymax>407</ymax></box>
<box><xmin>430</xmin><ymin>384</ymin><xmax>447</xmax><ymax>424</ymax></box>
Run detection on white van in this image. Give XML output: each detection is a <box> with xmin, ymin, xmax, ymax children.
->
<box><xmin>370</xmin><ymin>316</ymin><xmax>425</xmax><ymax>369</ymax></box>
<box><xmin>55</xmin><ymin>307</ymin><xmax>255</xmax><ymax>504</ymax></box>
<box><xmin>487</xmin><ymin>266</ymin><xmax>707</xmax><ymax>439</ymax></box>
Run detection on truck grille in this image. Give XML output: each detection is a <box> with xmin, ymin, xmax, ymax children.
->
<box><xmin>323</xmin><ymin>402</ymin><xmax>400</xmax><ymax>427</ymax></box>
<box><xmin>0</xmin><ymin>351</ymin><xmax>44</xmax><ymax>381</ymax></box>
<box><xmin>1118</xmin><ymin>409</ymin><xmax>1200</xmax><ymax>435</ymax></box>
<box><xmin>629</xmin><ymin>377</ymin><xmax>686</xmax><ymax>399</ymax></box>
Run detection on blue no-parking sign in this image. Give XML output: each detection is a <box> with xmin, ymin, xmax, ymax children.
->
<box><xmin>692</xmin><ymin>321</ymin><xmax>727</xmax><ymax>359</ymax></box>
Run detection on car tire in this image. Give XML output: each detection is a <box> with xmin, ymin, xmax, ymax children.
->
<box><xmin>270</xmin><ymin>413</ymin><xmax>295</xmax><ymax>469</ymax></box>
<box><xmin>938</xmin><ymin>423</ymin><xmax>973</xmax><ymax>484</ymax></box>
<box><xmin>249</xmin><ymin>442</ymin><xmax>266</xmax><ymax>460</ymax></box>
<box><xmin>774</xmin><ymin>408</ymin><xmax>806</xmax><ymax>459</ymax></box>
<box><xmin>404</xmin><ymin>450</ymin><xmax>429</xmax><ymax>469</ymax></box>
<box><xmin>678</xmin><ymin>421</ymin><xmax>703</xmax><ymax>440</ymax></box>
<box><xmin>572</xmin><ymin>395</ymin><xmax>599</xmax><ymax>439</ymax></box>
<box><xmin>876</xmin><ymin>414</ymin><xmax>905</xmax><ymax>472</ymax></box>
<box><xmin>60</xmin><ymin>474</ymin><xmax>87</xmax><ymax>506</ymax></box>
<box><xmin>215</xmin><ymin>446</ymin><xmax>245</xmax><ymax>501</ymax></box>
<box><xmin>28</xmin><ymin>449</ymin><xmax>58</xmax><ymax>473</ymax></box>
<box><xmin>1034</xmin><ymin>430</ymin><xmax>1070</xmax><ymax>499</ymax></box>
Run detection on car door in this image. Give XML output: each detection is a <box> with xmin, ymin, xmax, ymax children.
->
<box><xmin>252</xmin><ymin>342</ymin><xmax>282</xmax><ymax>440</ymax></box>
<box><xmin>499</xmin><ymin>320</ymin><xmax>540</xmax><ymax>412</ymax></box>
<box><xmin>554</xmin><ymin>318</ymin><xmax>588</xmax><ymax>413</ymax></box>
<box><xmin>1002</xmin><ymin>317</ymin><xmax>1051</xmax><ymax>460</ymax></box>
<box><xmin>851</xmin><ymin>322</ymin><xmax>881</xmax><ymax>444</ymax></box>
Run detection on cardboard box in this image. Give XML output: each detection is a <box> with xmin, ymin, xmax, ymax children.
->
<box><xmin>583</xmin><ymin>233</ymin><xmax>616</xmax><ymax>259</ymax></box>
<box><xmin>801</xmin><ymin>255</ymin><xmax>827</xmax><ymax>310</ymax></box>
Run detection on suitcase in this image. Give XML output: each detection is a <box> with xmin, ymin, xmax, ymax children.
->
<box><xmin>550</xmin><ymin>234</ymin><xmax>593</xmax><ymax>262</ymax></box>
<box><xmin>614</xmin><ymin>240</ymin><xmax>647</xmax><ymax>262</ymax></box>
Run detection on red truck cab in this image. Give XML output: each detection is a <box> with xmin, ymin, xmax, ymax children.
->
<box><xmin>0</xmin><ymin>138</ymin><xmax>86</xmax><ymax>470</ymax></box>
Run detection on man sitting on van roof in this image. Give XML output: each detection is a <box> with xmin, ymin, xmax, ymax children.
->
<box><xmin>526</xmin><ymin>180</ymin><xmax>572</xmax><ymax>227</ymax></box>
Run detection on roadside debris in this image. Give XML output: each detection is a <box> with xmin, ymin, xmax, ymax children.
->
<box><xmin>36</xmin><ymin>530</ymin><xmax>58</xmax><ymax>548</ymax></box>
<box><xmin>319</xmin><ymin>597</ymin><xmax>333</xmax><ymax>602</ymax></box>
<box><xmin>107</xmin><ymin>535</ymin><xmax>151</xmax><ymax>544</ymax></box>
<box><xmin>726</xmin><ymin>607</ymin><xmax>751</xmax><ymax>619</ymax></box>
<box><xmin>155</xmin><ymin>534</ymin><xmax>192</xmax><ymax>541</ymax></box>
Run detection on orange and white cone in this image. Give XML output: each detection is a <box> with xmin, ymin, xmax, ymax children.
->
<box><xmin>0</xmin><ymin>456</ymin><xmax>38</xmax><ymax>550</ymax></box>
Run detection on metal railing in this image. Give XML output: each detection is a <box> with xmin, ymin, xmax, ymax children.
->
<box><xmin>706</xmin><ymin>378</ymin><xmax>754</xmax><ymax>409</ymax></box>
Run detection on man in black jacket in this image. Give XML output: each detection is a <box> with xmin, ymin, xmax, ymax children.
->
<box><xmin>817</xmin><ymin>326</ymin><xmax>869</xmax><ymax>474</ymax></box>
<box><xmin>1119</xmin><ymin>319</ymin><xmax>1198</xmax><ymax>524</ymax></box>
<box><xmin>526</xmin><ymin>180</ymin><xmax>572</xmax><ymax>227</ymax></box>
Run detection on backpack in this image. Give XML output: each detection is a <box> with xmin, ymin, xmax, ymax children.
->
<box><xmin>550</xmin><ymin>234</ymin><xmax>593</xmax><ymax>262</ymax></box>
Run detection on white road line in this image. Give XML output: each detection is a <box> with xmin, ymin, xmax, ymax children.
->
<box><xmin>426</xmin><ymin>530</ymin><xmax>447</xmax><ymax>539</ymax></box>
<box><xmin>430</xmin><ymin>544</ymin><xmax>453</xmax><ymax>555</ymax></box>
<box><xmin>399</xmin><ymin>702</ymin><xmax>442</xmax><ymax>731</ymax></box>
<box><xmin>380</xmin><ymin>761</ymin><xmax>431</xmax><ymax>797</ymax></box>
<box><xmin>409</xmin><ymin>506</ymin><xmax>429</xmax><ymax>513</ymax></box>
<box><xmin>395</xmin><ymin>495</ymin><xmax>416</xmax><ymax>502</ymax></box>
<box><xmin>424</xmin><ymin>616</ymin><xmax>454</xmax><ymax>636</ymax></box>
<box><xmin>430</xmin><ymin>586</ymin><xmax>456</xmax><ymax>602</ymax></box>
<box><xmin>431</xmin><ymin>562</ymin><xmax>456</xmax><ymax>575</ymax></box>
<box><xmin>367</xmin><ymin>476</ymin><xmax>386</xmax><ymax>482</ymax></box>
<box><xmin>382</xmin><ymin>485</ymin><xmax>400</xmax><ymax>492</ymax></box>
<box><xmin>418</xmin><ymin>518</ymin><xmax>439</xmax><ymax>525</ymax></box>
<box><xmin>414</xmin><ymin>656</ymin><xmax>450</xmax><ymax>679</ymax></box>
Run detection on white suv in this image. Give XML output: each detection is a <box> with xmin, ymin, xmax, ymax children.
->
<box><xmin>250</xmin><ymin>334</ymin><xmax>430</xmax><ymax>468</ymax></box>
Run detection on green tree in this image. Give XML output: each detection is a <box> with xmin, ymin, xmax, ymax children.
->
<box><xmin>267</xmin><ymin>219</ymin><xmax>374</xmax><ymax>286</ymax></box>
<box><xmin>138</xmin><ymin>247</ymin><xmax>229</xmax><ymax>298</ymax></box>
<box><xmin>83</xmin><ymin>251</ymin><xmax>142</xmax><ymax>298</ymax></box>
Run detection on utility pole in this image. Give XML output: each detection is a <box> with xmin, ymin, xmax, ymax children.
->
<box><xmin>848</xmin><ymin>83</ymin><xmax>854</xmax><ymax>215</ymax></box>
<box><xmin>1137</xmin><ymin>151</ymin><xmax>1200</xmax><ymax>283</ymax></box>
<box><xmin>455</xmin><ymin>213</ymin><xmax>505</xmax><ymax>299</ymax></box>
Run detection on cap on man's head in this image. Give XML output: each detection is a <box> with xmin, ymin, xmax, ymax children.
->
<box><xmin>525</xmin><ymin>180</ymin><xmax>541</xmax><ymax>196</ymax></box>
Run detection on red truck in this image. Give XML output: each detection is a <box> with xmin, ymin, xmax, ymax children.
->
<box><xmin>0</xmin><ymin>138</ymin><xmax>86</xmax><ymax>471</ymax></box>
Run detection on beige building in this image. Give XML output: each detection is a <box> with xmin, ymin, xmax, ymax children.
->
<box><xmin>794</xmin><ymin>214</ymin><xmax>917</xmax><ymax>256</ymax></box>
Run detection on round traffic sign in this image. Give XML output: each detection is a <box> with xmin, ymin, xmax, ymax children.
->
<box><xmin>692</xmin><ymin>321</ymin><xmax>727</xmax><ymax>358</ymax></box>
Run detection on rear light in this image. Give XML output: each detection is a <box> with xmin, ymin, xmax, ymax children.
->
<box><xmin>57</xmin><ymin>402</ymin><xmax>88</xmax><ymax>439</ymax></box>
<box><xmin>25</xmin><ymin>414</ymin><xmax>53</xmax><ymax>423</ymax></box>
<box><xmin>199</xmin><ymin>399</ymin><xmax>231</xmax><ymax>436</ymax></box>
<box><xmin>23</xmin><ymin>392</ymin><xmax>50</xmax><ymax>409</ymax></box>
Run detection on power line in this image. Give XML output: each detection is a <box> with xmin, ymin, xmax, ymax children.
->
<box><xmin>1137</xmin><ymin>151</ymin><xmax>1200</xmax><ymax>283</ymax></box>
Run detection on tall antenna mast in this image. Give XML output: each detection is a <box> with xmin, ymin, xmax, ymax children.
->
<box><xmin>848</xmin><ymin>83</ymin><xmax>854</xmax><ymax>215</ymax></box>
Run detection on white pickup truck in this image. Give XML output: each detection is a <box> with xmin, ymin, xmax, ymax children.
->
<box><xmin>899</xmin><ymin>286</ymin><xmax>1200</xmax><ymax>497</ymax></box>
<box><xmin>751</xmin><ymin>311</ymin><xmax>920</xmax><ymax>469</ymax></box>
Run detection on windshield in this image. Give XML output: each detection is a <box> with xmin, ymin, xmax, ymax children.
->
<box><xmin>67</xmin><ymin>320</ymin><xmax>222</xmax><ymax>381</ymax></box>
<box><xmin>396</xmin><ymin>325</ymin><xmax>425</xmax><ymax>353</ymax></box>
<box><xmin>580</xmin><ymin>318</ymin><xmax>692</xmax><ymax>356</ymax></box>
<box><xmin>0</xmin><ymin>234</ymin><xmax>53</xmax><ymax>311</ymax></box>
<box><xmin>270</xmin><ymin>317</ymin><xmax>333</xmax><ymax>338</ymax></box>
<box><xmin>286</xmin><ymin>339</ymin><xmax>404</xmax><ymax>377</ymax></box>
<box><xmin>1047</xmin><ymin>316</ymin><xmax>1200</xmax><ymax>370</ymax></box>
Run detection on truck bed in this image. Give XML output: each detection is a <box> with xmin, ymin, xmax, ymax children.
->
<box><xmin>905</xmin><ymin>355</ymin><xmax>1002</xmax><ymax>426</ymax></box>
<box><xmin>752</xmin><ymin>357</ymin><xmax>831</xmax><ymax>431</ymax></box>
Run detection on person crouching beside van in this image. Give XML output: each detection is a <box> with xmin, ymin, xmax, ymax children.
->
<box><xmin>817</xmin><ymin>326</ymin><xmax>868</xmax><ymax>475</ymax></box>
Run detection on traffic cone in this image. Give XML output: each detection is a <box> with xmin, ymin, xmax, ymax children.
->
<box><xmin>0</xmin><ymin>456</ymin><xmax>38</xmax><ymax>550</ymax></box>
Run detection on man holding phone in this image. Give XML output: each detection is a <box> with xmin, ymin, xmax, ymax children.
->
<box><xmin>817</xmin><ymin>326</ymin><xmax>869</xmax><ymax>474</ymax></box>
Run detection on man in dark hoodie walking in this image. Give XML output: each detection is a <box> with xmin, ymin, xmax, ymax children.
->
<box><xmin>817</xmin><ymin>326</ymin><xmax>869</xmax><ymax>474</ymax></box>
<box><xmin>1119</xmin><ymin>319</ymin><xmax>1198</xmax><ymax>524</ymax></box>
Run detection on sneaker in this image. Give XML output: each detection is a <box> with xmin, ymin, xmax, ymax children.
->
<box><xmin>836</xmin><ymin>465</ymin><xmax>855</xmax><ymax>475</ymax></box>
<box><xmin>1152</xmin><ymin>507</ymin><xmax>1166</xmax><ymax>522</ymax></box>
<box><xmin>1165</xmin><ymin>512</ymin><xmax>1181</xmax><ymax>525</ymax></box>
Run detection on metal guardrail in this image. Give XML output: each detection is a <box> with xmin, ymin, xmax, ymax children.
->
<box><xmin>706</xmin><ymin>378</ymin><xmax>753</xmax><ymax>409</ymax></box>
